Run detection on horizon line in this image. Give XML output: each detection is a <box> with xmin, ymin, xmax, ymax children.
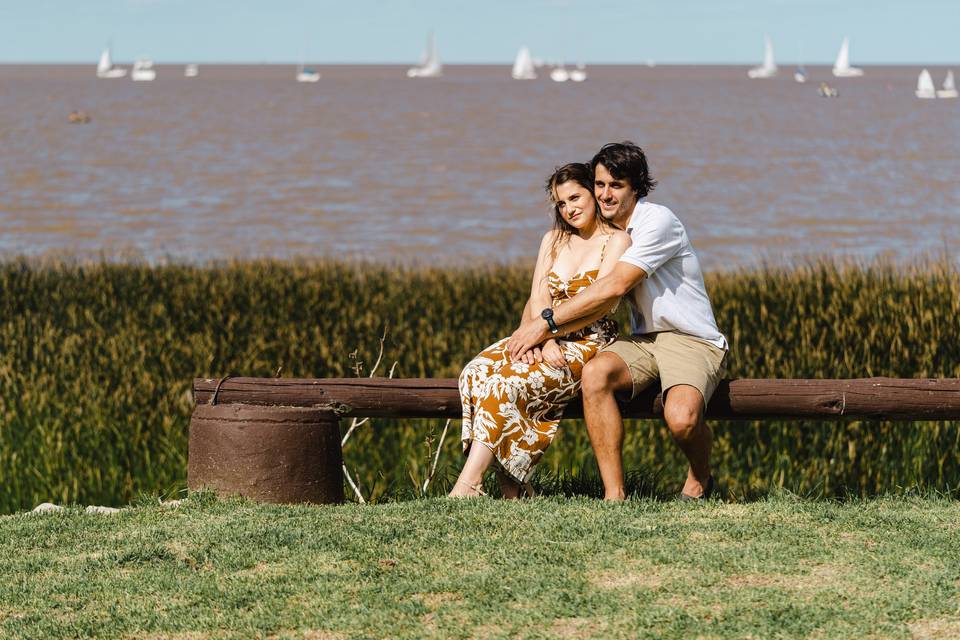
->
<box><xmin>3</xmin><ymin>60</ymin><xmax>958</xmax><ymax>67</ymax></box>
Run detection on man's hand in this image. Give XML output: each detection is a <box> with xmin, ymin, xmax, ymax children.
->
<box><xmin>508</xmin><ymin>317</ymin><xmax>549</xmax><ymax>361</ymax></box>
<box><xmin>518</xmin><ymin>346</ymin><xmax>543</xmax><ymax>365</ymax></box>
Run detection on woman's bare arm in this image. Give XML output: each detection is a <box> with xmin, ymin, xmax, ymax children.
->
<box><xmin>528</xmin><ymin>231</ymin><xmax>558</xmax><ymax>320</ymax></box>
<box><xmin>514</xmin><ymin>231</ymin><xmax>560</xmax><ymax>363</ymax></box>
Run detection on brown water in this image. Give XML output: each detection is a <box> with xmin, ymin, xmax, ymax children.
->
<box><xmin>1</xmin><ymin>64</ymin><xmax>958</xmax><ymax>268</ymax></box>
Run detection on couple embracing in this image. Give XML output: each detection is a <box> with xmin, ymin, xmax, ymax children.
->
<box><xmin>450</xmin><ymin>141</ymin><xmax>728</xmax><ymax>501</ymax></box>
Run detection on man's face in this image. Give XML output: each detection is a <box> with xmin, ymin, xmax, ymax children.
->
<box><xmin>594</xmin><ymin>163</ymin><xmax>638</xmax><ymax>227</ymax></box>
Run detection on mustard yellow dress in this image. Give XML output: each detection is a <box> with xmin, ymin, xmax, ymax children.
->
<box><xmin>459</xmin><ymin>268</ymin><xmax>619</xmax><ymax>483</ymax></box>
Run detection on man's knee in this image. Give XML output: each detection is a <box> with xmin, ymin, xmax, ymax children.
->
<box><xmin>663</xmin><ymin>388</ymin><xmax>704</xmax><ymax>442</ymax></box>
<box><xmin>582</xmin><ymin>354</ymin><xmax>630</xmax><ymax>398</ymax></box>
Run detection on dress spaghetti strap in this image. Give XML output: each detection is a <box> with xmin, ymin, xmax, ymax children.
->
<box><xmin>598</xmin><ymin>233</ymin><xmax>612</xmax><ymax>264</ymax></box>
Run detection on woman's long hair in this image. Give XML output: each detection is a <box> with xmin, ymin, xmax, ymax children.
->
<box><xmin>544</xmin><ymin>162</ymin><xmax>610</xmax><ymax>261</ymax></box>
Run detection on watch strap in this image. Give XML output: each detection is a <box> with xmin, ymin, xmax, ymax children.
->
<box><xmin>541</xmin><ymin>309</ymin><xmax>559</xmax><ymax>334</ymax></box>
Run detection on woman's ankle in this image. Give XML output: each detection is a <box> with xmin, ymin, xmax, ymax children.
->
<box><xmin>449</xmin><ymin>478</ymin><xmax>486</xmax><ymax>497</ymax></box>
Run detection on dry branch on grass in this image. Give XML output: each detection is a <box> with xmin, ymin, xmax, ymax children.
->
<box><xmin>341</xmin><ymin>327</ymin><xmax>449</xmax><ymax>503</ymax></box>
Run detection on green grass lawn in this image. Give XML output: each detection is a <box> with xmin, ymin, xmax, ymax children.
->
<box><xmin>3</xmin><ymin>493</ymin><xmax>959</xmax><ymax>639</ymax></box>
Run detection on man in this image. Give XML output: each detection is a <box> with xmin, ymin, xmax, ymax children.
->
<box><xmin>508</xmin><ymin>142</ymin><xmax>727</xmax><ymax>500</ymax></box>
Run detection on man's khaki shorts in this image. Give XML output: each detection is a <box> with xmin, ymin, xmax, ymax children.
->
<box><xmin>601</xmin><ymin>331</ymin><xmax>727</xmax><ymax>406</ymax></box>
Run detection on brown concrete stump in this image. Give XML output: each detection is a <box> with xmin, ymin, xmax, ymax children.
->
<box><xmin>188</xmin><ymin>403</ymin><xmax>344</xmax><ymax>504</ymax></box>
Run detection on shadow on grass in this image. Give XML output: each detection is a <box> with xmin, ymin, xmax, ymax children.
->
<box><xmin>134</xmin><ymin>474</ymin><xmax>960</xmax><ymax>510</ymax></box>
<box><xmin>527</xmin><ymin>466</ymin><xmax>664</xmax><ymax>500</ymax></box>
<box><xmin>723</xmin><ymin>480</ymin><xmax>960</xmax><ymax>504</ymax></box>
<box><xmin>363</xmin><ymin>464</ymin><xmax>665</xmax><ymax>502</ymax></box>
<box><xmin>361</xmin><ymin>465</ymin><xmax>960</xmax><ymax>504</ymax></box>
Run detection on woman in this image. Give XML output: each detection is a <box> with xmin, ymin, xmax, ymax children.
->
<box><xmin>450</xmin><ymin>163</ymin><xmax>631</xmax><ymax>498</ymax></box>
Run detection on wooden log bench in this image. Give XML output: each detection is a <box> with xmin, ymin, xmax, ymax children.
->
<box><xmin>189</xmin><ymin>377</ymin><xmax>960</xmax><ymax>505</ymax></box>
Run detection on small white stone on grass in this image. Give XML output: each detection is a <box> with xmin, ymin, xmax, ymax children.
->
<box><xmin>161</xmin><ymin>499</ymin><xmax>184</xmax><ymax>508</ymax></box>
<box><xmin>32</xmin><ymin>503</ymin><xmax>65</xmax><ymax>514</ymax></box>
<box><xmin>84</xmin><ymin>505</ymin><xmax>121</xmax><ymax>515</ymax></box>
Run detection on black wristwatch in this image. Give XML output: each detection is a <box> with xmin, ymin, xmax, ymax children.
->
<box><xmin>541</xmin><ymin>307</ymin><xmax>559</xmax><ymax>335</ymax></box>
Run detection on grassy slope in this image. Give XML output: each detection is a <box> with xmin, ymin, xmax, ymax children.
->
<box><xmin>3</xmin><ymin>494</ymin><xmax>959</xmax><ymax>639</ymax></box>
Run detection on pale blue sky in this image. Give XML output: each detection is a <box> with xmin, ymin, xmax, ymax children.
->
<box><xmin>2</xmin><ymin>0</ymin><xmax>956</xmax><ymax>64</ymax></box>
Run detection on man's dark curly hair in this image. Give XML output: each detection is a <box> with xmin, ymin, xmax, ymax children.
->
<box><xmin>590</xmin><ymin>141</ymin><xmax>657</xmax><ymax>198</ymax></box>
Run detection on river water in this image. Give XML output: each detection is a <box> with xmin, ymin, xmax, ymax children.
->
<box><xmin>1</xmin><ymin>64</ymin><xmax>958</xmax><ymax>269</ymax></box>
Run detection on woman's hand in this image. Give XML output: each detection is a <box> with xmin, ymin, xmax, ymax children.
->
<box><xmin>540</xmin><ymin>339</ymin><xmax>567</xmax><ymax>368</ymax></box>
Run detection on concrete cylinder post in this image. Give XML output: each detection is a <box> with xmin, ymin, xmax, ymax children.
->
<box><xmin>188</xmin><ymin>403</ymin><xmax>345</xmax><ymax>504</ymax></box>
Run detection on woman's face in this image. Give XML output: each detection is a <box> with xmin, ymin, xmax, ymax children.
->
<box><xmin>553</xmin><ymin>180</ymin><xmax>596</xmax><ymax>231</ymax></box>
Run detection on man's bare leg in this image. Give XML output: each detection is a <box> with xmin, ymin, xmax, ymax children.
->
<box><xmin>663</xmin><ymin>384</ymin><xmax>712</xmax><ymax>498</ymax></box>
<box><xmin>581</xmin><ymin>353</ymin><xmax>635</xmax><ymax>501</ymax></box>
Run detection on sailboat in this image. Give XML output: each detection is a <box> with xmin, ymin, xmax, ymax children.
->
<box><xmin>915</xmin><ymin>69</ymin><xmax>936</xmax><ymax>99</ymax></box>
<box><xmin>832</xmin><ymin>38</ymin><xmax>863</xmax><ymax>77</ymax></box>
<box><xmin>511</xmin><ymin>47</ymin><xmax>537</xmax><ymax>80</ymax></box>
<box><xmin>747</xmin><ymin>36</ymin><xmax>777</xmax><ymax>79</ymax></box>
<box><xmin>96</xmin><ymin>47</ymin><xmax>127</xmax><ymax>78</ymax></box>
<box><xmin>184</xmin><ymin>64</ymin><xmax>199</xmax><ymax>78</ymax></box>
<box><xmin>296</xmin><ymin>64</ymin><xmax>320</xmax><ymax>82</ymax></box>
<box><xmin>407</xmin><ymin>33</ymin><xmax>442</xmax><ymax>78</ymax></box>
<box><xmin>131</xmin><ymin>59</ymin><xmax>156</xmax><ymax>82</ymax></box>
<box><xmin>569</xmin><ymin>63</ymin><xmax>587</xmax><ymax>82</ymax></box>
<box><xmin>550</xmin><ymin>64</ymin><xmax>570</xmax><ymax>82</ymax></box>
<box><xmin>794</xmin><ymin>66</ymin><xmax>807</xmax><ymax>83</ymax></box>
<box><xmin>937</xmin><ymin>70</ymin><xmax>958</xmax><ymax>99</ymax></box>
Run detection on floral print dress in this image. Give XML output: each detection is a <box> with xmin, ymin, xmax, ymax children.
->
<box><xmin>459</xmin><ymin>266</ymin><xmax>619</xmax><ymax>483</ymax></box>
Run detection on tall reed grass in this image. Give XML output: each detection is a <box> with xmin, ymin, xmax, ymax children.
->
<box><xmin>0</xmin><ymin>258</ymin><xmax>957</xmax><ymax>512</ymax></box>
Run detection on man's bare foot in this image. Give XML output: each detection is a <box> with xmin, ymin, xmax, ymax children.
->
<box><xmin>680</xmin><ymin>476</ymin><xmax>715</xmax><ymax>500</ymax></box>
<box><xmin>603</xmin><ymin>489</ymin><xmax>626</xmax><ymax>501</ymax></box>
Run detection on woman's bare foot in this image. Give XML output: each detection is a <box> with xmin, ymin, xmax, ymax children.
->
<box><xmin>448</xmin><ymin>479</ymin><xmax>486</xmax><ymax>498</ymax></box>
<box><xmin>450</xmin><ymin>441</ymin><xmax>495</xmax><ymax>498</ymax></box>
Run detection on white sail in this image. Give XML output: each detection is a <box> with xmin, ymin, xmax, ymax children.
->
<box><xmin>943</xmin><ymin>70</ymin><xmax>956</xmax><ymax>91</ymax></box>
<box><xmin>748</xmin><ymin>36</ymin><xmax>777</xmax><ymax>79</ymax></box>
<box><xmin>511</xmin><ymin>46</ymin><xmax>537</xmax><ymax>80</ymax></box>
<box><xmin>423</xmin><ymin>33</ymin><xmax>441</xmax><ymax>76</ymax></box>
<box><xmin>916</xmin><ymin>69</ymin><xmax>936</xmax><ymax>99</ymax></box>
<box><xmin>763</xmin><ymin>37</ymin><xmax>776</xmax><ymax>71</ymax></box>
<box><xmin>937</xmin><ymin>70</ymin><xmax>958</xmax><ymax>98</ymax></box>
<box><xmin>832</xmin><ymin>37</ymin><xmax>863</xmax><ymax>77</ymax></box>
<box><xmin>834</xmin><ymin>39</ymin><xmax>849</xmax><ymax>70</ymax></box>
<box><xmin>407</xmin><ymin>32</ymin><xmax>442</xmax><ymax>78</ymax></box>
<box><xmin>96</xmin><ymin>47</ymin><xmax>127</xmax><ymax>78</ymax></box>
<box><xmin>98</xmin><ymin>49</ymin><xmax>111</xmax><ymax>73</ymax></box>
<box><xmin>794</xmin><ymin>66</ymin><xmax>807</xmax><ymax>83</ymax></box>
<box><xmin>184</xmin><ymin>64</ymin><xmax>199</xmax><ymax>78</ymax></box>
